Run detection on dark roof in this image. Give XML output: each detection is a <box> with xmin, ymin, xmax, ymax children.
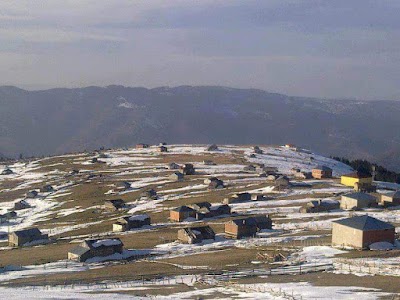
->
<box><xmin>13</xmin><ymin>227</ymin><xmax>42</xmax><ymax>237</ymax></box>
<box><xmin>69</xmin><ymin>245</ymin><xmax>90</xmax><ymax>256</ymax></box>
<box><xmin>342</xmin><ymin>171</ymin><xmax>372</xmax><ymax>179</ymax></box>
<box><xmin>343</xmin><ymin>192</ymin><xmax>376</xmax><ymax>202</ymax></box>
<box><xmin>231</xmin><ymin>217</ymin><xmax>257</xmax><ymax>226</ymax></box>
<box><xmin>173</xmin><ymin>206</ymin><xmax>195</xmax><ymax>212</ymax></box>
<box><xmin>333</xmin><ymin>215</ymin><xmax>394</xmax><ymax>231</ymax></box>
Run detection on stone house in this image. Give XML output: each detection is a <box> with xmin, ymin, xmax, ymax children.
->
<box><xmin>68</xmin><ymin>238</ymin><xmax>124</xmax><ymax>262</ymax></box>
<box><xmin>104</xmin><ymin>199</ymin><xmax>126</xmax><ymax>211</ymax></box>
<box><xmin>9</xmin><ymin>228</ymin><xmax>49</xmax><ymax>247</ymax></box>
<box><xmin>14</xmin><ymin>200</ymin><xmax>30</xmax><ymax>210</ymax></box>
<box><xmin>312</xmin><ymin>166</ymin><xmax>333</xmax><ymax>179</ymax></box>
<box><xmin>177</xmin><ymin>226</ymin><xmax>216</xmax><ymax>244</ymax></box>
<box><xmin>332</xmin><ymin>215</ymin><xmax>395</xmax><ymax>249</ymax></box>
<box><xmin>380</xmin><ymin>191</ymin><xmax>400</xmax><ymax>207</ymax></box>
<box><xmin>299</xmin><ymin>200</ymin><xmax>340</xmax><ymax>213</ymax></box>
<box><xmin>169</xmin><ymin>172</ymin><xmax>184</xmax><ymax>182</ymax></box>
<box><xmin>170</xmin><ymin>206</ymin><xmax>196</xmax><ymax>222</ymax></box>
<box><xmin>113</xmin><ymin>214</ymin><xmax>151</xmax><ymax>232</ymax></box>
<box><xmin>340</xmin><ymin>192</ymin><xmax>377</xmax><ymax>210</ymax></box>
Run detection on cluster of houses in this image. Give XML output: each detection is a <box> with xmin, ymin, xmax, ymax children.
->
<box><xmin>170</xmin><ymin>202</ymin><xmax>231</xmax><ymax>222</ymax></box>
<box><xmin>2</xmin><ymin>143</ymin><xmax>399</xmax><ymax>266</ymax></box>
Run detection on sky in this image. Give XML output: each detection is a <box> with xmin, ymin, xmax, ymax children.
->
<box><xmin>0</xmin><ymin>0</ymin><xmax>399</xmax><ymax>100</ymax></box>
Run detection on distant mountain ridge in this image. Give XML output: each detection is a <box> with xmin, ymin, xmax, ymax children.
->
<box><xmin>0</xmin><ymin>85</ymin><xmax>400</xmax><ymax>170</ymax></box>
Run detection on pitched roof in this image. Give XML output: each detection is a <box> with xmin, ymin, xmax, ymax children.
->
<box><xmin>69</xmin><ymin>245</ymin><xmax>90</xmax><ymax>256</ymax></box>
<box><xmin>383</xmin><ymin>190</ymin><xmax>400</xmax><ymax>199</ymax></box>
<box><xmin>342</xmin><ymin>171</ymin><xmax>372</xmax><ymax>179</ymax></box>
<box><xmin>342</xmin><ymin>192</ymin><xmax>376</xmax><ymax>202</ymax></box>
<box><xmin>13</xmin><ymin>227</ymin><xmax>42</xmax><ymax>237</ymax></box>
<box><xmin>333</xmin><ymin>215</ymin><xmax>394</xmax><ymax>231</ymax></box>
<box><xmin>172</xmin><ymin>205</ymin><xmax>195</xmax><ymax>212</ymax></box>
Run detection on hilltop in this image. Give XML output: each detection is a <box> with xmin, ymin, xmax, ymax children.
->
<box><xmin>0</xmin><ymin>144</ymin><xmax>399</xmax><ymax>298</ymax></box>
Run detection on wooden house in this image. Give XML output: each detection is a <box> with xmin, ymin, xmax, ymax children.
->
<box><xmin>340</xmin><ymin>192</ymin><xmax>377</xmax><ymax>210</ymax></box>
<box><xmin>294</xmin><ymin>171</ymin><xmax>312</xmax><ymax>179</ymax></box>
<box><xmin>332</xmin><ymin>215</ymin><xmax>395</xmax><ymax>249</ymax></box>
<box><xmin>196</xmin><ymin>204</ymin><xmax>231</xmax><ymax>220</ymax></box>
<box><xmin>177</xmin><ymin>226</ymin><xmax>216</xmax><ymax>244</ymax></box>
<box><xmin>68</xmin><ymin>238</ymin><xmax>124</xmax><ymax>262</ymax></box>
<box><xmin>299</xmin><ymin>200</ymin><xmax>340</xmax><ymax>213</ymax></box>
<box><xmin>170</xmin><ymin>206</ymin><xmax>196</xmax><ymax>222</ymax></box>
<box><xmin>9</xmin><ymin>228</ymin><xmax>49</xmax><ymax>247</ymax></box>
<box><xmin>0</xmin><ymin>211</ymin><xmax>17</xmax><ymax>223</ymax></box>
<box><xmin>274</xmin><ymin>176</ymin><xmax>290</xmax><ymax>189</ymax></box>
<box><xmin>113</xmin><ymin>214</ymin><xmax>151</xmax><ymax>232</ymax></box>
<box><xmin>104</xmin><ymin>199</ymin><xmax>126</xmax><ymax>211</ymax></box>
<box><xmin>223</xmin><ymin>192</ymin><xmax>251</xmax><ymax>204</ymax></box>
<box><xmin>312</xmin><ymin>166</ymin><xmax>333</xmax><ymax>179</ymax></box>
<box><xmin>244</xmin><ymin>165</ymin><xmax>257</xmax><ymax>172</ymax></box>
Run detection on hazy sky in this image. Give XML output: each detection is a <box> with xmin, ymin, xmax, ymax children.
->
<box><xmin>1</xmin><ymin>0</ymin><xmax>399</xmax><ymax>99</ymax></box>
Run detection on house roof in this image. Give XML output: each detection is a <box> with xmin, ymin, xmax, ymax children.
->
<box><xmin>231</xmin><ymin>217</ymin><xmax>257</xmax><ymax>226</ymax></box>
<box><xmin>314</xmin><ymin>165</ymin><xmax>332</xmax><ymax>171</ymax></box>
<box><xmin>342</xmin><ymin>192</ymin><xmax>376</xmax><ymax>202</ymax></box>
<box><xmin>13</xmin><ymin>227</ymin><xmax>42</xmax><ymax>237</ymax></box>
<box><xmin>333</xmin><ymin>215</ymin><xmax>394</xmax><ymax>231</ymax></box>
<box><xmin>383</xmin><ymin>190</ymin><xmax>400</xmax><ymax>199</ymax></box>
<box><xmin>69</xmin><ymin>245</ymin><xmax>90</xmax><ymax>256</ymax></box>
<box><xmin>172</xmin><ymin>205</ymin><xmax>195</xmax><ymax>212</ymax></box>
<box><xmin>86</xmin><ymin>238</ymin><xmax>123</xmax><ymax>248</ymax></box>
<box><xmin>342</xmin><ymin>171</ymin><xmax>372</xmax><ymax>179</ymax></box>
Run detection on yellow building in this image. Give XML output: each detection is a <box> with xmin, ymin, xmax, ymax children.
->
<box><xmin>341</xmin><ymin>172</ymin><xmax>373</xmax><ymax>187</ymax></box>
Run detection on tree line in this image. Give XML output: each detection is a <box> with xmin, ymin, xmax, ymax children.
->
<box><xmin>331</xmin><ymin>157</ymin><xmax>400</xmax><ymax>184</ymax></box>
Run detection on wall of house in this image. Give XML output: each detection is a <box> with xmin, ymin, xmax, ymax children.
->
<box><xmin>381</xmin><ymin>195</ymin><xmax>400</xmax><ymax>206</ymax></box>
<box><xmin>340</xmin><ymin>197</ymin><xmax>375</xmax><ymax>210</ymax></box>
<box><xmin>341</xmin><ymin>176</ymin><xmax>372</xmax><ymax>187</ymax></box>
<box><xmin>362</xmin><ymin>229</ymin><xmax>395</xmax><ymax>248</ymax></box>
<box><xmin>332</xmin><ymin>223</ymin><xmax>363</xmax><ymax>248</ymax></box>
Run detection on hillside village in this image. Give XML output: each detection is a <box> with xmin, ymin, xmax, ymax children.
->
<box><xmin>0</xmin><ymin>143</ymin><xmax>399</xmax><ymax>299</ymax></box>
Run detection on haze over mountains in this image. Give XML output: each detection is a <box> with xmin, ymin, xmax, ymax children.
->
<box><xmin>0</xmin><ymin>85</ymin><xmax>399</xmax><ymax>170</ymax></box>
